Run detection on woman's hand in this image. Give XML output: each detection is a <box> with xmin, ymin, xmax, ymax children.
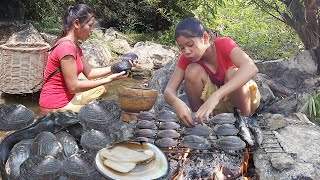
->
<box><xmin>195</xmin><ymin>93</ymin><xmax>221</xmax><ymax>124</ymax></box>
<box><xmin>107</xmin><ymin>71</ymin><xmax>128</xmax><ymax>82</ymax></box>
<box><xmin>174</xmin><ymin>100</ymin><xmax>194</xmax><ymax>127</ymax></box>
<box><xmin>129</xmin><ymin>59</ymin><xmax>138</xmax><ymax>71</ymax></box>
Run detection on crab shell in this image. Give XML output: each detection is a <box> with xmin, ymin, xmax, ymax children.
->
<box><xmin>30</xmin><ymin>131</ymin><xmax>62</xmax><ymax>158</ymax></box>
<box><xmin>136</xmin><ymin>120</ymin><xmax>157</xmax><ymax>129</ymax></box>
<box><xmin>80</xmin><ymin>130</ymin><xmax>112</xmax><ymax>153</ymax></box>
<box><xmin>214</xmin><ymin>123</ymin><xmax>239</xmax><ymax>136</ymax></box>
<box><xmin>157</xmin><ymin>129</ymin><xmax>180</xmax><ymax>139</ymax></box>
<box><xmin>111</xmin><ymin>61</ymin><xmax>132</xmax><ymax>74</ymax></box>
<box><xmin>180</xmin><ymin>135</ymin><xmax>211</xmax><ymax>150</ymax></box>
<box><xmin>5</xmin><ymin>139</ymin><xmax>33</xmax><ymax>180</ymax></box>
<box><xmin>78</xmin><ymin>99</ymin><xmax>122</xmax><ymax>132</ymax></box>
<box><xmin>63</xmin><ymin>153</ymin><xmax>104</xmax><ymax>180</ymax></box>
<box><xmin>0</xmin><ymin>104</ymin><xmax>36</xmax><ymax>131</ymax></box>
<box><xmin>19</xmin><ymin>155</ymin><xmax>63</xmax><ymax>180</ymax></box>
<box><xmin>121</xmin><ymin>52</ymin><xmax>138</xmax><ymax>62</ymax></box>
<box><xmin>181</xmin><ymin>124</ymin><xmax>213</xmax><ymax>137</ymax></box>
<box><xmin>214</xmin><ymin>136</ymin><xmax>246</xmax><ymax>151</ymax></box>
<box><xmin>137</xmin><ymin>111</ymin><xmax>156</xmax><ymax>120</ymax></box>
<box><xmin>55</xmin><ymin>131</ymin><xmax>80</xmax><ymax>158</ymax></box>
<box><xmin>155</xmin><ymin>138</ymin><xmax>178</xmax><ymax>148</ymax></box>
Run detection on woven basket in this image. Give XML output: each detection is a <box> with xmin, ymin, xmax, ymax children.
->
<box><xmin>0</xmin><ymin>42</ymin><xmax>50</xmax><ymax>94</ymax></box>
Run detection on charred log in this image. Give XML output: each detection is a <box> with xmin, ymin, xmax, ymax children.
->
<box><xmin>260</xmin><ymin>74</ymin><xmax>294</xmax><ymax>96</ymax></box>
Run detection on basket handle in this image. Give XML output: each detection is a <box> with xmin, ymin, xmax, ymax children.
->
<box><xmin>31</xmin><ymin>67</ymin><xmax>61</xmax><ymax>91</ymax></box>
<box><xmin>31</xmin><ymin>38</ymin><xmax>78</xmax><ymax>91</ymax></box>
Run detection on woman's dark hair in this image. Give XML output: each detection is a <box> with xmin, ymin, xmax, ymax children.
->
<box><xmin>61</xmin><ymin>4</ymin><xmax>94</xmax><ymax>37</ymax></box>
<box><xmin>175</xmin><ymin>17</ymin><xmax>217</xmax><ymax>41</ymax></box>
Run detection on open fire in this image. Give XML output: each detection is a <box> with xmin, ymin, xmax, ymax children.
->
<box><xmin>239</xmin><ymin>148</ymin><xmax>251</xmax><ymax>179</ymax></box>
<box><xmin>166</xmin><ymin>147</ymin><xmax>253</xmax><ymax>180</ymax></box>
<box><xmin>128</xmin><ymin>108</ymin><xmax>267</xmax><ymax>179</ymax></box>
<box><xmin>158</xmin><ymin>108</ymin><xmax>261</xmax><ymax>179</ymax></box>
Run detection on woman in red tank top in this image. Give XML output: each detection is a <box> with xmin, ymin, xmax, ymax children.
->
<box><xmin>164</xmin><ymin>17</ymin><xmax>260</xmax><ymax>127</ymax></box>
<box><xmin>39</xmin><ymin>4</ymin><xmax>137</xmax><ymax>114</ymax></box>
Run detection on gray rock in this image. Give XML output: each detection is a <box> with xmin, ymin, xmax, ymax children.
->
<box><xmin>270</xmin><ymin>154</ymin><xmax>295</xmax><ymax>171</ymax></box>
<box><xmin>253</xmin><ymin>115</ymin><xmax>320</xmax><ymax>180</ymax></box>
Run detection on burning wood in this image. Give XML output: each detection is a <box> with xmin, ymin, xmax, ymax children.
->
<box><xmin>212</xmin><ymin>165</ymin><xmax>238</xmax><ymax>180</ymax></box>
<box><xmin>239</xmin><ymin>149</ymin><xmax>250</xmax><ymax>178</ymax></box>
<box><xmin>169</xmin><ymin>148</ymin><xmax>248</xmax><ymax>180</ymax></box>
<box><xmin>172</xmin><ymin>148</ymin><xmax>191</xmax><ymax>180</ymax></box>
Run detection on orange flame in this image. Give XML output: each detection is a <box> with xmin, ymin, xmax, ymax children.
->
<box><xmin>172</xmin><ymin>148</ymin><xmax>191</xmax><ymax>180</ymax></box>
<box><xmin>212</xmin><ymin>165</ymin><xmax>226</xmax><ymax>179</ymax></box>
<box><xmin>239</xmin><ymin>148</ymin><xmax>250</xmax><ymax>179</ymax></box>
<box><xmin>212</xmin><ymin>165</ymin><xmax>236</xmax><ymax>180</ymax></box>
<box><xmin>182</xmin><ymin>148</ymin><xmax>191</xmax><ymax>159</ymax></box>
<box><xmin>172</xmin><ymin>170</ymin><xmax>184</xmax><ymax>180</ymax></box>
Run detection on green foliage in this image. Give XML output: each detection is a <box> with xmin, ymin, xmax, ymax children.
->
<box><xmin>193</xmin><ymin>0</ymin><xmax>226</xmax><ymax>27</ymax></box>
<box><xmin>21</xmin><ymin>0</ymin><xmax>303</xmax><ymax>60</ymax></box>
<box><xmin>88</xmin><ymin>31</ymin><xmax>101</xmax><ymax>40</ymax></box>
<box><xmin>31</xmin><ymin>16</ymin><xmax>61</xmax><ymax>35</ymax></box>
<box><xmin>150</xmin><ymin>0</ymin><xmax>228</xmax><ymax>45</ymax></box>
<box><xmin>94</xmin><ymin>1</ymin><xmax>156</xmax><ymax>32</ymax></box>
<box><xmin>250</xmin><ymin>0</ymin><xmax>320</xmax><ymax>50</ymax></box>
<box><xmin>123</xmin><ymin>29</ymin><xmax>176</xmax><ymax>46</ymax></box>
<box><xmin>21</xmin><ymin>0</ymin><xmax>73</xmax><ymax>22</ymax></box>
<box><xmin>210</xmin><ymin>2</ymin><xmax>302</xmax><ymax>60</ymax></box>
<box><xmin>93</xmin><ymin>0</ymin><xmax>203</xmax><ymax>33</ymax></box>
<box><xmin>300</xmin><ymin>92</ymin><xmax>320</xmax><ymax>125</ymax></box>
<box><xmin>123</xmin><ymin>32</ymin><xmax>155</xmax><ymax>43</ymax></box>
<box><xmin>20</xmin><ymin>0</ymin><xmax>93</xmax><ymax>33</ymax></box>
<box><xmin>152</xmin><ymin>0</ymin><xmax>302</xmax><ymax>59</ymax></box>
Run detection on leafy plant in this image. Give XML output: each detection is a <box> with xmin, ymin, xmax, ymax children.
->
<box><xmin>209</xmin><ymin>1</ymin><xmax>302</xmax><ymax>60</ymax></box>
<box><xmin>300</xmin><ymin>92</ymin><xmax>320</xmax><ymax>125</ymax></box>
<box><xmin>249</xmin><ymin>0</ymin><xmax>320</xmax><ymax>50</ymax></box>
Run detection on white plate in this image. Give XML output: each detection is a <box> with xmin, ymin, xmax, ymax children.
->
<box><xmin>95</xmin><ymin>141</ymin><xmax>168</xmax><ymax>180</ymax></box>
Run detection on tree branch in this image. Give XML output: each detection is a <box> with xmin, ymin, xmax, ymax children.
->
<box><xmin>251</xmin><ymin>0</ymin><xmax>285</xmax><ymax>23</ymax></box>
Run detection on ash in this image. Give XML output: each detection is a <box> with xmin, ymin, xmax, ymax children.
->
<box><xmin>163</xmin><ymin>149</ymin><xmax>246</xmax><ymax>180</ymax></box>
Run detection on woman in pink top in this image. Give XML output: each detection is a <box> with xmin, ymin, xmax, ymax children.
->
<box><xmin>39</xmin><ymin>4</ymin><xmax>136</xmax><ymax>114</ymax></box>
<box><xmin>164</xmin><ymin>17</ymin><xmax>260</xmax><ymax>127</ymax></box>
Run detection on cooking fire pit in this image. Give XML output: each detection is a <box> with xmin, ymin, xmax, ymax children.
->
<box><xmin>130</xmin><ymin>108</ymin><xmax>287</xmax><ymax>180</ymax></box>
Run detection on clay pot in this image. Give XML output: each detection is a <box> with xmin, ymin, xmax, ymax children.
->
<box><xmin>117</xmin><ymin>86</ymin><xmax>158</xmax><ymax>113</ymax></box>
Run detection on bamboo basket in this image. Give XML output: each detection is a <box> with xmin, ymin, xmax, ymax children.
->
<box><xmin>0</xmin><ymin>42</ymin><xmax>50</xmax><ymax>94</ymax></box>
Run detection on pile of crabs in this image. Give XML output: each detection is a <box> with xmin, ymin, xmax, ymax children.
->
<box><xmin>0</xmin><ymin>99</ymin><xmax>133</xmax><ymax>180</ymax></box>
<box><xmin>0</xmin><ymin>99</ymin><xmax>262</xmax><ymax>180</ymax></box>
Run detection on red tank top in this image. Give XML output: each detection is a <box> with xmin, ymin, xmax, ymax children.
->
<box><xmin>39</xmin><ymin>41</ymin><xmax>84</xmax><ymax>109</ymax></box>
<box><xmin>177</xmin><ymin>37</ymin><xmax>237</xmax><ymax>86</ymax></box>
